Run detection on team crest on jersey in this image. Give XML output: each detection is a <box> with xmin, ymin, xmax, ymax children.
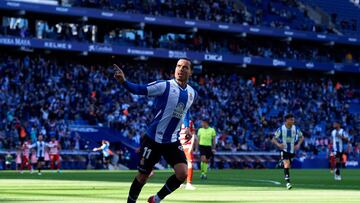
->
<box><xmin>173</xmin><ymin>102</ymin><xmax>185</xmax><ymax>119</ymax></box>
<box><xmin>178</xmin><ymin>145</ymin><xmax>184</xmax><ymax>151</ymax></box>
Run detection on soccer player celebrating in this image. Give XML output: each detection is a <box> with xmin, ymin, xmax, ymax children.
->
<box><xmin>331</xmin><ymin>121</ymin><xmax>349</xmax><ymax>180</ymax></box>
<box><xmin>272</xmin><ymin>114</ymin><xmax>304</xmax><ymax>190</ymax></box>
<box><xmin>49</xmin><ymin>136</ymin><xmax>61</xmax><ymax>173</ymax></box>
<box><xmin>29</xmin><ymin>135</ymin><xmax>54</xmax><ymax>175</ymax></box>
<box><xmin>114</xmin><ymin>58</ymin><xmax>196</xmax><ymax>203</ymax></box>
<box><xmin>93</xmin><ymin>140</ymin><xmax>113</xmax><ymax>169</ymax></box>
<box><xmin>197</xmin><ymin>119</ymin><xmax>216</xmax><ymax>180</ymax></box>
<box><xmin>179</xmin><ymin>120</ymin><xmax>196</xmax><ymax>190</ymax></box>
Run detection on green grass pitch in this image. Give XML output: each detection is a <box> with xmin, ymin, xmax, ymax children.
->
<box><xmin>1</xmin><ymin>169</ymin><xmax>360</xmax><ymax>202</ymax></box>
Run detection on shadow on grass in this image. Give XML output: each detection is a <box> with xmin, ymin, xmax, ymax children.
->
<box><xmin>0</xmin><ymin>169</ymin><xmax>359</xmax><ymax>191</ymax></box>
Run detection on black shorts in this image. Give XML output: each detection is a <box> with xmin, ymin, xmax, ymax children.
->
<box><xmin>37</xmin><ymin>157</ymin><xmax>45</xmax><ymax>162</ymax></box>
<box><xmin>199</xmin><ymin>145</ymin><xmax>213</xmax><ymax>159</ymax></box>
<box><xmin>335</xmin><ymin>152</ymin><xmax>344</xmax><ymax>160</ymax></box>
<box><xmin>103</xmin><ymin>155</ymin><xmax>111</xmax><ymax>163</ymax></box>
<box><xmin>138</xmin><ymin>136</ymin><xmax>187</xmax><ymax>175</ymax></box>
<box><xmin>281</xmin><ymin>151</ymin><xmax>295</xmax><ymax>161</ymax></box>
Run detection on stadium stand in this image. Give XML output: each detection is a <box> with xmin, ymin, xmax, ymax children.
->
<box><xmin>69</xmin><ymin>0</ymin><xmax>327</xmax><ymax>33</ymax></box>
<box><xmin>1</xmin><ymin>16</ymin><xmax>359</xmax><ymax>64</ymax></box>
<box><xmin>301</xmin><ymin>0</ymin><xmax>360</xmax><ymax>36</ymax></box>
<box><xmin>0</xmin><ymin>0</ymin><xmax>359</xmax><ymax>170</ymax></box>
<box><xmin>0</xmin><ymin>53</ymin><xmax>359</xmax><ymax>169</ymax></box>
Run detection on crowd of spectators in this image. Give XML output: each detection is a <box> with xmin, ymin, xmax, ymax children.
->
<box><xmin>104</xmin><ymin>30</ymin><xmax>359</xmax><ymax>63</ymax></box>
<box><xmin>200</xmin><ymin>75</ymin><xmax>360</xmax><ymax>159</ymax></box>
<box><xmin>0</xmin><ymin>54</ymin><xmax>359</xmax><ymax>160</ymax></box>
<box><xmin>299</xmin><ymin>0</ymin><xmax>359</xmax><ymax>36</ymax></box>
<box><xmin>3</xmin><ymin>0</ymin><xmax>357</xmax><ymax>41</ymax></box>
<box><xmin>67</xmin><ymin>0</ymin><xmax>330</xmax><ymax>33</ymax></box>
<box><xmin>0</xmin><ymin>55</ymin><xmax>90</xmax><ymax>151</ymax></box>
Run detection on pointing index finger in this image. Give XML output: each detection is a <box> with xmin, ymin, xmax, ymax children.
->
<box><xmin>113</xmin><ymin>64</ymin><xmax>122</xmax><ymax>72</ymax></box>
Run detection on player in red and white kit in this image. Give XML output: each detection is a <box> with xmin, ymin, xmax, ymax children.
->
<box><xmin>179</xmin><ymin>120</ymin><xmax>196</xmax><ymax>190</ymax></box>
<box><xmin>20</xmin><ymin>138</ymin><xmax>33</xmax><ymax>173</ymax></box>
<box><xmin>49</xmin><ymin>136</ymin><xmax>61</xmax><ymax>173</ymax></box>
<box><xmin>328</xmin><ymin>143</ymin><xmax>336</xmax><ymax>174</ymax></box>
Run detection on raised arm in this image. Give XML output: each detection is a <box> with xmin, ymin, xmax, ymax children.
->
<box><xmin>113</xmin><ymin>64</ymin><xmax>166</xmax><ymax>96</ymax></box>
<box><xmin>93</xmin><ymin>144</ymin><xmax>103</xmax><ymax>152</ymax></box>
<box><xmin>29</xmin><ymin>143</ymin><xmax>36</xmax><ymax>149</ymax></box>
<box><xmin>123</xmin><ymin>81</ymin><xmax>148</xmax><ymax>95</ymax></box>
<box><xmin>113</xmin><ymin>64</ymin><xmax>147</xmax><ymax>95</ymax></box>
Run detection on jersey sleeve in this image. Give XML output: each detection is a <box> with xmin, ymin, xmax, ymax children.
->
<box><xmin>100</xmin><ymin>144</ymin><xmax>106</xmax><ymax>150</ymax></box>
<box><xmin>274</xmin><ymin>128</ymin><xmax>281</xmax><ymax>139</ymax></box>
<box><xmin>197</xmin><ymin>129</ymin><xmax>202</xmax><ymax>138</ymax></box>
<box><xmin>212</xmin><ymin>128</ymin><xmax>216</xmax><ymax>138</ymax></box>
<box><xmin>331</xmin><ymin>130</ymin><xmax>335</xmax><ymax>139</ymax></box>
<box><xmin>123</xmin><ymin>80</ymin><xmax>166</xmax><ymax>96</ymax></box>
<box><xmin>146</xmin><ymin>80</ymin><xmax>167</xmax><ymax>96</ymax></box>
<box><xmin>297</xmin><ymin>128</ymin><xmax>303</xmax><ymax>137</ymax></box>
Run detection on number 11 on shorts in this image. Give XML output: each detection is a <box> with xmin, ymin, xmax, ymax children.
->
<box><xmin>142</xmin><ymin>147</ymin><xmax>152</xmax><ymax>159</ymax></box>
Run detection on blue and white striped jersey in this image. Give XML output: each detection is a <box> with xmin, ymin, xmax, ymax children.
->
<box><xmin>331</xmin><ymin>128</ymin><xmax>348</xmax><ymax>153</ymax></box>
<box><xmin>29</xmin><ymin>141</ymin><xmax>53</xmax><ymax>158</ymax></box>
<box><xmin>274</xmin><ymin>124</ymin><xmax>303</xmax><ymax>153</ymax></box>
<box><xmin>101</xmin><ymin>143</ymin><xmax>111</xmax><ymax>157</ymax></box>
<box><xmin>123</xmin><ymin>79</ymin><xmax>197</xmax><ymax>143</ymax></box>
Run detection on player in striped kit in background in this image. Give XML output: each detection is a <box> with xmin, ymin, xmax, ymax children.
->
<box><xmin>331</xmin><ymin>121</ymin><xmax>349</xmax><ymax>181</ymax></box>
<box><xmin>93</xmin><ymin>140</ymin><xmax>113</xmax><ymax>169</ymax></box>
<box><xmin>179</xmin><ymin>120</ymin><xmax>196</xmax><ymax>190</ymax></box>
<box><xmin>49</xmin><ymin>136</ymin><xmax>61</xmax><ymax>173</ymax></box>
<box><xmin>30</xmin><ymin>135</ymin><xmax>54</xmax><ymax>175</ymax></box>
<box><xmin>114</xmin><ymin>58</ymin><xmax>197</xmax><ymax>203</ymax></box>
<box><xmin>272</xmin><ymin>114</ymin><xmax>304</xmax><ymax>190</ymax></box>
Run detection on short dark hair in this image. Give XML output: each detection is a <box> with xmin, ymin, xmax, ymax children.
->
<box><xmin>285</xmin><ymin>114</ymin><xmax>294</xmax><ymax>120</ymax></box>
<box><xmin>202</xmin><ymin>119</ymin><xmax>209</xmax><ymax>124</ymax></box>
<box><xmin>178</xmin><ymin>58</ymin><xmax>193</xmax><ymax>70</ymax></box>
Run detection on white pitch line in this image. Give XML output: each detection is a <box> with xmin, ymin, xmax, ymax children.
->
<box><xmin>244</xmin><ymin>179</ymin><xmax>282</xmax><ymax>185</ymax></box>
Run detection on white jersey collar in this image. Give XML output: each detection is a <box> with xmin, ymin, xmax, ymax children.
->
<box><xmin>172</xmin><ymin>79</ymin><xmax>188</xmax><ymax>91</ymax></box>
